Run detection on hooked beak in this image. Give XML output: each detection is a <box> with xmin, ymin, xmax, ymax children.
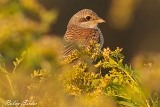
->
<box><xmin>96</xmin><ymin>18</ymin><xmax>105</xmax><ymax>23</ymax></box>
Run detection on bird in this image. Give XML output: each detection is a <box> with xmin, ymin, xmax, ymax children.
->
<box><xmin>62</xmin><ymin>9</ymin><xmax>105</xmax><ymax>64</ymax></box>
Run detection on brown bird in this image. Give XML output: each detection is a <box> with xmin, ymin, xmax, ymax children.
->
<box><xmin>63</xmin><ymin>9</ymin><xmax>105</xmax><ymax>64</ymax></box>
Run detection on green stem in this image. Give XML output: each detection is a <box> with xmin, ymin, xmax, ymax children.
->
<box><xmin>109</xmin><ymin>58</ymin><xmax>150</xmax><ymax>107</ymax></box>
<box><xmin>6</xmin><ymin>74</ymin><xmax>15</xmax><ymax>97</ymax></box>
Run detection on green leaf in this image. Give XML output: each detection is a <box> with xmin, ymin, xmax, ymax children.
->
<box><xmin>152</xmin><ymin>92</ymin><xmax>158</xmax><ymax>107</ymax></box>
<box><xmin>0</xmin><ymin>54</ymin><xmax>5</xmax><ymax>68</ymax></box>
<box><xmin>119</xmin><ymin>101</ymin><xmax>137</xmax><ymax>107</ymax></box>
<box><xmin>0</xmin><ymin>54</ymin><xmax>7</xmax><ymax>74</ymax></box>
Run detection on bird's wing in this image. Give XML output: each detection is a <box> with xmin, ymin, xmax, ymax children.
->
<box><xmin>62</xmin><ymin>27</ymin><xmax>100</xmax><ymax>57</ymax></box>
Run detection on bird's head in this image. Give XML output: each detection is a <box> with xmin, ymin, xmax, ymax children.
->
<box><xmin>67</xmin><ymin>9</ymin><xmax>105</xmax><ymax>28</ymax></box>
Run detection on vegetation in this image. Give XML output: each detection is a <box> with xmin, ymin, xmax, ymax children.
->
<box><xmin>0</xmin><ymin>0</ymin><xmax>159</xmax><ymax>107</ymax></box>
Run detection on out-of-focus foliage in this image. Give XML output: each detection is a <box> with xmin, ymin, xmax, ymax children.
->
<box><xmin>107</xmin><ymin>0</ymin><xmax>141</xmax><ymax>30</ymax></box>
<box><xmin>0</xmin><ymin>36</ymin><xmax>64</xmax><ymax>107</ymax></box>
<box><xmin>132</xmin><ymin>52</ymin><xmax>160</xmax><ymax>92</ymax></box>
<box><xmin>0</xmin><ymin>0</ymin><xmax>58</xmax><ymax>65</ymax></box>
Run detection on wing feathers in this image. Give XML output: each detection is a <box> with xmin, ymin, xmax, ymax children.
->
<box><xmin>63</xmin><ymin>27</ymin><xmax>100</xmax><ymax>57</ymax></box>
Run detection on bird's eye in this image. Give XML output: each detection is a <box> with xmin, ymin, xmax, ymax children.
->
<box><xmin>86</xmin><ymin>16</ymin><xmax>91</xmax><ymax>20</ymax></box>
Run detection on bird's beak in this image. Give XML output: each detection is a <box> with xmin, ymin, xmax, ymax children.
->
<box><xmin>96</xmin><ymin>18</ymin><xmax>105</xmax><ymax>23</ymax></box>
